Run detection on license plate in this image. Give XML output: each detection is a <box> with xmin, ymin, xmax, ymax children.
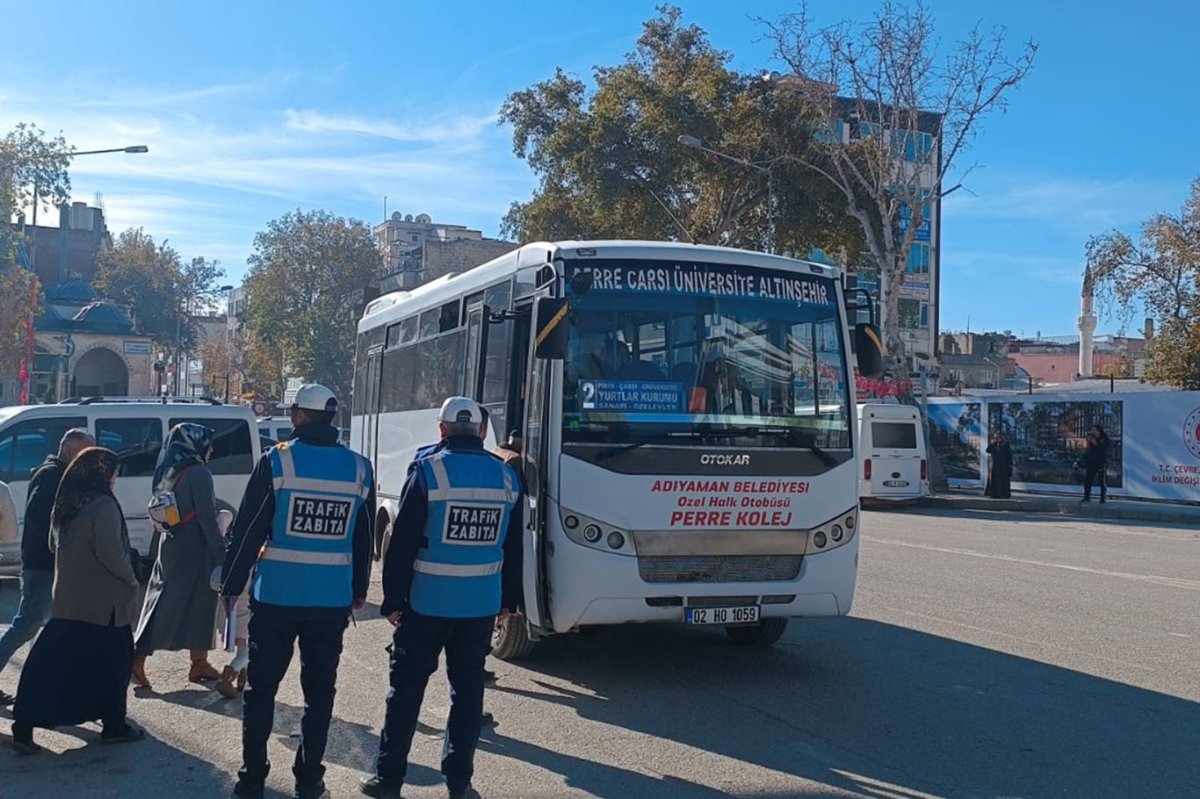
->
<box><xmin>883</xmin><ymin>479</ymin><xmax>910</xmax><ymax>487</ymax></box>
<box><xmin>685</xmin><ymin>605</ymin><xmax>760</xmax><ymax>626</ymax></box>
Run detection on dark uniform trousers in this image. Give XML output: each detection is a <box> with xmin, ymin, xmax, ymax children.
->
<box><xmin>375</xmin><ymin>611</ymin><xmax>494</xmax><ymax>792</ymax></box>
<box><xmin>241</xmin><ymin>603</ymin><xmax>349</xmax><ymax>786</ymax></box>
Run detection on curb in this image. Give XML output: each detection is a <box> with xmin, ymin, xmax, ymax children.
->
<box><xmin>906</xmin><ymin>495</ymin><xmax>1200</xmax><ymax>525</ymax></box>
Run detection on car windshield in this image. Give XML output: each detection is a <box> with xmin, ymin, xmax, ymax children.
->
<box><xmin>561</xmin><ymin>258</ymin><xmax>851</xmax><ymax>449</ymax></box>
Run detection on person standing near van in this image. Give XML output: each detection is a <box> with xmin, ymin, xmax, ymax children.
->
<box><xmin>0</xmin><ymin>480</ymin><xmax>16</xmax><ymax>545</ymax></box>
<box><xmin>222</xmin><ymin>384</ymin><xmax>375</xmax><ymax>799</ymax></box>
<box><xmin>132</xmin><ymin>423</ymin><xmax>225</xmax><ymax>689</ymax></box>
<box><xmin>0</xmin><ymin>428</ymin><xmax>94</xmax><ymax>706</ymax></box>
<box><xmin>1081</xmin><ymin>424</ymin><xmax>1110</xmax><ymax>503</ymax></box>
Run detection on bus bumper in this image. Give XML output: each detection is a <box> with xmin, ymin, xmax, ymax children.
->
<box><xmin>547</xmin><ymin>534</ymin><xmax>858</xmax><ymax>633</ymax></box>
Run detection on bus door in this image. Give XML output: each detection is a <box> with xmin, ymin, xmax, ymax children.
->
<box><xmin>362</xmin><ymin>345</ymin><xmax>383</xmax><ymax>465</ymax></box>
<box><xmin>517</xmin><ymin>278</ymin><xmax>564</xmax><ymax>633</ymax></box>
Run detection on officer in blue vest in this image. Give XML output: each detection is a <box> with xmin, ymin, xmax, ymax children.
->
<box><xmin>222</xmin><ymin>384</ymin><xmax>376</xmax><ymax>799</ymax></box>
<box><xmin>361</xmin><ymin>397</ymin><xmax>523</xmax><ymax>799</ymax></box>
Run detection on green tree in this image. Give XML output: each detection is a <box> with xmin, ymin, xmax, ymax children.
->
<box><xmin>499</xmin><ymin>5</ymin><xmax>856</xmax><ymax>253</ymax></box>
<box><xmin>1</xmin><ymin>124</ymin><xmax>72</xmax><ymax>378</ymax></box>
<box><xmin>764</xmin><ymin>2</ymin><xmax>1037</xmax><ymax>369</ymax></box>
<box><xmin>243</xmin><ymin>210</ymin><xmax>381</xmax><ymax>415</ymax></box>
<box><xmin>1087</xmin><ymin>177</ymin><xmax>1200</xmax><ymax>388</ymax></box>
<box><xmin>94</xmin><ymin>229</ymin><xmax>224</xmax><ymax>361</ymax></box>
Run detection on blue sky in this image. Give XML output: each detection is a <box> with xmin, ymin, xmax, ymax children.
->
<box><xmin>2</xmin><ymin>0</ymin><xmax>1195</xmax><ymax>337</ymax></box>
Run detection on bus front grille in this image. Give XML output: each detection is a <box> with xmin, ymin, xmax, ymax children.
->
<box><xmin>636</xmin><ymin>555</ymin><xmax>803</xmax><ymax>584</ymax></box>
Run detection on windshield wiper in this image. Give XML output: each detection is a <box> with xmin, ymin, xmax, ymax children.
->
<box><xmin>703</xmin><ymin>425</ymin><xmax>840</xmax><ymax>466</ymax></box>
<box><xmin>595</xmin><ymin>432</ymin><xmax>700</xmax><ymax>461</ymax></box>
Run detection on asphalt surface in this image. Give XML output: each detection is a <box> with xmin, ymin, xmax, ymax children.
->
<box><xmin>1</xmin><ymin>507</ymin><xmax>1197</xmax><ymax>798</ymax></box>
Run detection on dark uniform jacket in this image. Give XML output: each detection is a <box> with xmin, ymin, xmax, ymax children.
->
<box><xmin>22</xmin><ymin>455</ymin><xmax>65</xmax><ymax>571</ymax></box>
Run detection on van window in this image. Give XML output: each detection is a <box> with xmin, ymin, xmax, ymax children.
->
<box><xmin>0</xmin><ymin>416</ymin><xmax>87</xmax><ymax>483</ymax></box>
<box><xmin>96</xmin><ymin>418</ymin><xmax>163</xmax><ymax>477</ymax></box>
<box><xmin>872</xmin><ymin>422</ymin><xmax>918</xmax><ymax>449</ymax></box>
<box><xmin>171</xmin><ymin>417</ymin><xmax>253</xmax><ymax>475</ymax></box>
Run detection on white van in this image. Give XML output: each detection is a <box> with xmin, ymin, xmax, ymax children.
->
<box><xmin>0</xmin><ymin>397</ymin><xmax>261</xmax><ymax>566</ymax></box>
<box><xmin>857</xmin><ymin>403</ymin><xmax>929</xmax><ymax>501</ymax></box>
<box><xmin>257</xmin><ymin>416</ymin><xmax>293</xmax><ymax>443</ymax></box>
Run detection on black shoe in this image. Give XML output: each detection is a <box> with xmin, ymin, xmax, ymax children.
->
<box><xmin>448</xmin><ymin>786</ymin><xmax>481</xmax><ymax>799</ymax></box>
<box><xmin>0</xmin><ymin>688</ymin><xmax>14</xmax><ymax>706</ymax></box>
<box><xmin>359</xmin><ymin>775</ymin><xmax>403</xmax><ymax>798</ymax></box>
<box><xmin>481</xmin><ymin>711</ymin><xmax>497</xmax><ymax>729</ymax></box>
<box><xmin>483</xmin><ymin>668</ymin><xmax>497</xmax><ymax>686</ymax></box>
<box><xmin>296</xmin><ymin>779</ymin><xmax>327</xmax><ymax>799</ymax></box>
<box><xmin>1080</xmin><ymin>498</ymin><xmax>1090</xmax><ymax>503</ymax></box>
<box><xmin>232</xmin><ymin>781</ymin><xmax>265</xmax><ymax>799</ymax></box>
<box><xmin>1099</xmin><ymin>498</ymin><xmax>1107</xmax><ymax>504</ymax></box>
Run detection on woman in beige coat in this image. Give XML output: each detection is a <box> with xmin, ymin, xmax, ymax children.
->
<box><xmin>10</xmin><ymin>447</ymin><xmax>143</xmax><ymax>753</ymax></box>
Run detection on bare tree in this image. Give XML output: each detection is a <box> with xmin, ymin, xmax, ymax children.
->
<box><xmin>764</xmin><ymin>2</ymin><xmax>1036</xmax><ymax>370</ymax></box>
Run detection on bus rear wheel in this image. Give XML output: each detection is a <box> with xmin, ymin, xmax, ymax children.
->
<box><xmin>725</xmin><ymin>617</ymin><xmax>788</xmax><ymax>647</ymax></box>
<box><xmin>492</xmin><ymin>614</ymin><xmax>538</xmax><ymax>661</ymax></box>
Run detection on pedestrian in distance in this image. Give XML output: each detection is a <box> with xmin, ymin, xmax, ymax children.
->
<box><xmin>361</xmin><ymin>396</ymin><xmax>524</xmax><ymax>799</ymax></box>
<box><xmin>222</xmin><ymin>384</ymin><xmax>375</xmax><ymax>799</ymax></box>
<box><xmin>984</xmin><ymin>432</ymin><xmax>1013</xmax><ymax>499</ymax></box>
<box><xmin>1081</xmin><ymin>424</ymin><xmax>1110</xmax><ymax>503</ymax></box>
<box><xmin>9</xmin><ymin>447</ymin><xmax>144</xmax><ymax>754</ymax></box>
<box><xmin>133</xmin><ymin>423</ymin><xmax>225</xmax><ymax>689</ymax></box>
<box><xmin>0</xmin><ymin>428</ymin><xmax>94</xmax><ymax>706</ymax></box>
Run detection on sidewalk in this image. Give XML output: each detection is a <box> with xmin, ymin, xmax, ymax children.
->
<box><xmin>901</xmin><ymin>490</ymin><xmax>1200</xmax><ymax>525</ymax></box>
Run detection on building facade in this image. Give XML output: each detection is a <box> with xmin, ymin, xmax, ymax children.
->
<box><xmin>21</xmin><ymin>202</ymin><xmax>111</xmax><ymax>289</ymax></box>
<box><xmin>374</xmin><ymin>212</ymin><xmax>513</xmax><ymax>291</ymax></box>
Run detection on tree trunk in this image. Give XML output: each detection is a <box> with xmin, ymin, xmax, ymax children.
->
<box><xmin>879</xmin><ymin>253</ymin><xmax>908</xmax><ymax>373</ymax></box>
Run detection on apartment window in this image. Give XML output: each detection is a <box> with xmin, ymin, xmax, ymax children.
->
<box><xmin>906</xmin><ymin>244</ymin><xmax>930</xmax><ymax>274</ymax></box>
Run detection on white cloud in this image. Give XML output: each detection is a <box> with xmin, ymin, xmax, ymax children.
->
<box><xmin>283</xmin><ymin>108</ymin><xmax>497</xmax><ymax>144</ymax></box>
<box><xmin>943</xmin><ymin>173</ymin><xmax>1184</xmax><ymax>233</ymax></box>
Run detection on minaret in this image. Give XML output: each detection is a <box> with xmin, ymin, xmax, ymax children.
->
<box><xmin>1078</xmin><ymin>265</ymin><xmax>1096</xmax><ymax>378</ymax></box>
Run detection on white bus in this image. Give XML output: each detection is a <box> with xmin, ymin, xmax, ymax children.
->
<box><xmin>352</xmin><ymin>240</ymin><xmax>881</xmax><ymax>656</ymax></box>
<box><xmin>857</xmin><ymin>403</ymin><xmax>930</xmax><ymax>502</ymax></box>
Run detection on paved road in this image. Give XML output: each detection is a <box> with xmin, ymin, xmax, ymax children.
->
<box><xmin>1</xmin><ymin>508</ymin><xmax>1198</xmax><ymax>798</ymax></box>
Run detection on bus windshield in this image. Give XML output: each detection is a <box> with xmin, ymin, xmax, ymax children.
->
<box><xmin>561</xmin><ymin>259</ymin><xmax>851</xmax><ymax>450</ymax></box>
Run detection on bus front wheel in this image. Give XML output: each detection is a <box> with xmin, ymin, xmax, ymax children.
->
<box><xmin>725</xmin><ymin>617</ymin><xmax>788</xmax><ymax>647</ymax></box>
<box><xmin>492</xmin><ymin>613</ymin><xmax>538</xmax><ymax>661</ymax></box>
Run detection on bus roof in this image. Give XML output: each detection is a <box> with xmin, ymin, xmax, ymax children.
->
<box><xmin>358</xmin><ymin>239</ymin><xmax>841</xmax><ymax>334</ymax></box>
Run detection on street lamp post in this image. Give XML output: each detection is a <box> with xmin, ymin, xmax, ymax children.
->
<box><xmin>31</xmin><ymin>145</ymin><xmax>149</xmax><ymax>227</ymax></box>
<box><xmin>677</xmin><ymin>134</ymin><xmax>776</xmax><ymax>254</ymax></box>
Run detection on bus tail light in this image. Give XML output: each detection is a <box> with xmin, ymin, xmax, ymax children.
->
<box><xmin>920</xmin><ymin>459</ymin><xmax>928</xmax><ymax>480</ymax></box>
<box><xmin>864</xmin><ymin>459</ymin><xmax>872</xmax><ymax>480</ymax></box>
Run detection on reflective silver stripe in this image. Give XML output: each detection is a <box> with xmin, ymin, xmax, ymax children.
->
<box><xmin>413</xmin><ymin>559</ymin><xmax>503</xmax><ymax>577</ymax></box>
<box><xmin>427</xmin><ymin>453</ymin><xmax>516</xmax><ymax>503</ymax></box>
<box><xmin>272</xmin><ymin>445</ymin><xmax>363</xmax><ymax>496</ymax></box>
<box><xmin>430</xmin><ymin>456</ymin><xmax>451</xmax><ymax>493</ymax></box>
<box><xmin>427</xmin><ymin>487</ymin><xmax>515</xmax><ymax>502</ymax></box>
<box><xmin>259</xmin><ymin>547</ymin><xmax>352</xmax><ymax>566</ymax></box>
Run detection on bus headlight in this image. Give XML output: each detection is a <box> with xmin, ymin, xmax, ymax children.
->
<box><xmin>583</xmin><ymin>524</ymin><xmax>602</xmax><ymax>543</ymax></box>
<box><xmin>806</xmin><ymin>508</ymin><xmax>858</xmax><ymax>555</ymax></box>
<box><xmin>830</xmin><ymin>525</ymin><xmax>844</xmax><ymax>542</ymax></box>
<box><xmin>813</xmin><ymin>531</ymin><xmax>828</xmax><ymax>548</ymax></box>
<box><xmin>607</xmin><ymin>531</ymin><xmax>625</xmax><ymax>549</ymax></box>
<box><xmin>564</xmin><ymin>515</ymin><xmax>580</xmax><ymax>530</ymax></box>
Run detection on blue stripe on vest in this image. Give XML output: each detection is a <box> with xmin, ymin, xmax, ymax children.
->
<box><xmin>409</xmin><ymin>449</ymin><xmax>518</xmax><ymax>618</ymax></box>
<box><xmin>253</xmin><ymin>441</ymin><xmax>370</xmax><ymax>608</ymax></box>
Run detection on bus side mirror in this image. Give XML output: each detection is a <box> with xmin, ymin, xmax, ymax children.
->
<box><xmin>534</xmin><ymin>297</ymin><xmax>568</xmax><ymax>360</ymax></box>
<box><xmin>855</xmin><ymin>323</ymin><xmax>884</xmax><ymax>378</ymax></box>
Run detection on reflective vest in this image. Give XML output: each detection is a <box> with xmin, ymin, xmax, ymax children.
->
<box><xmin>253</xmin><ymin>440</ymin><xmax>371</xmax><ymax>608</ymax></box>
<box><xmin>409</xmin><ymin>448</ymin><xmax>518</xmax><ymax>618</ymax></box>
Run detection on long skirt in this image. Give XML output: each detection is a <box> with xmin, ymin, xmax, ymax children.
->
<box><xmin>14</xmin><ymin>618</ymin><xmax>133</xmax><ymax>730</ymax></box>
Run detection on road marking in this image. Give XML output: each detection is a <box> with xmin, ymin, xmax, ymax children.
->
<box><xmin>1168</xmin><ymin>633</ymin><xmax>1191</xmax><ymax>639</ymax></box>
<box><xmin>865</xmin><ymin>536</ymin><xmax>1200</xmax><ymax>592</ymax></box>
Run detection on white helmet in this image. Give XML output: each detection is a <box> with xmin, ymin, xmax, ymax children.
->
<box><xmin>438</xmin><ymin>396</ymin><xmax>482</xmax><ymax>425</ymax></box>
<box><xmin>292</xmin><ymin>384</ymin><xmax>338</xmax><ymax>413</ymax></box>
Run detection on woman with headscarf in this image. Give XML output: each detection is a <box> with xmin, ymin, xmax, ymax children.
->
<box><xmin>10</xmin><ymin>447</ymin><xmax>143</xmax><ymax>753</ymax></box>
<box><xmin>131</xmin><ymin>423</ymin><xmax>224</xmax><ymax>689</ymax></box>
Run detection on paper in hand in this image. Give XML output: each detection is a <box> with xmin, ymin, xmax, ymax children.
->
<box><xmin>223</xmin><ymin>596</ymin><xmax>238</xmax><ymax>653</ymax></box>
